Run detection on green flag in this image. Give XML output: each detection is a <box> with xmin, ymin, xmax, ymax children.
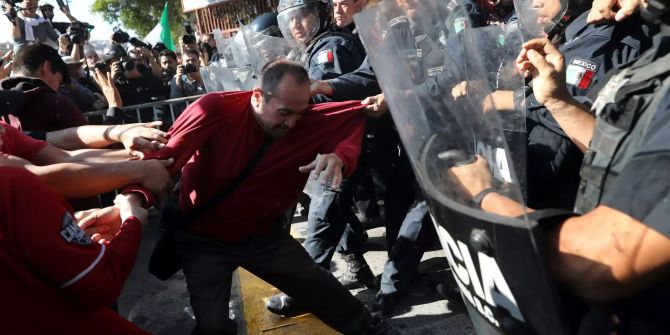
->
<box><xmin>160</xmin><ymin>2</ymin><xmax>174</xmax><ymax>51</ymax></box>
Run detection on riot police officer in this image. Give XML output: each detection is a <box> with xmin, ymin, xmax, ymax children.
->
<box><xmin>521</xmin><ymin>0</ymin><xmax>655</xmax><ymax>210</ymax></box>
<box><xmin>451</xmin><ymin>0</ymin><xmax>670</xmax><ymax>333</ymax></box>
<box><xmin>277</xmin><ymin>0</ymin><xmax>365</xmax><ymax>83</ymax></box>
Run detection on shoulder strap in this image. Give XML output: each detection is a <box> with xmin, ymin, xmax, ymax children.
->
<box><xmin>184</xmin><ymin>136</ymin><xmax>274</xmax><ymax>223</ymax></box>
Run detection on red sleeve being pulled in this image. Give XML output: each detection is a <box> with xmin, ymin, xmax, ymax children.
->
<box><xmin>143</xmin><ymin>93</ymin><xmax>234</xmax><ymax>174</ymax></box>
<box><xmin>0</xmin><ymin>121</ymin><xmax>49</xmax><ymax>159</ymax></box>
<box><xmin>311</xmin><ymin>101</ymin><xmax>366</xmax><ymax>177</ymax></box>
<box><xmin>125</xmin><ymin>93</ymin><xmax>240</xmax><ymax>205</ymax></box>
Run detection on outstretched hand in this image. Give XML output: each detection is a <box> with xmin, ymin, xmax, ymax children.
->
<box><xmin>587</xmin><ymin>0</ymin><xmax>642</xmax><ymax>23</ymax></box>
<box><xmin>92</xmin><ymin>68</ymin><xmax>123</xmax><ymax>108</ymax></box>
<box><xmin>298</xmin><ymin>153</ymin><xmax>344</xmax><ymax>190</ymax></box>
<box><xmin>516</xmin><ymin>38</ymin><xmax>571</xmax><ymax>106</ymax></box>
<box><xmin>108</xmin><ymin>121</ymin><xmax>168</xmax><ymax>158</ymax></box>
<box><xmin>76</xmin><ymin>206</ymin><xmax>121</xmax><ymax>243</ymax></box>
<box><xmin>310</xmin><ymin>79</ymin><xmax>334</xmax><ymax>97</ymax></box>
<box><xmin>361</xmin><ymin>93</ymin><xmax>388</xmax><ymax>118</ymax></box>
<box><xmin>76</xmin><ymin>194</ymin><xmax>149</xmax><ymax>243</ymax></box>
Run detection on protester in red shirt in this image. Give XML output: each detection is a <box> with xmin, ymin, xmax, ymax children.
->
<box><xmin>0</xmin><ymin>167</ymin><xmax>150</xmax><ymax>334</ymax></box>
<box><xmin>135</xmin><ymin>60</ymin><xmax>398</xmax><ymax>334</ymax></box>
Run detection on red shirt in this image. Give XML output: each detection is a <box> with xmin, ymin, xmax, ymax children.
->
<box><xmin>144</xmin><ymin>91</ymin><xmax>365</xmax><ymax>242</ymax></box>
<box><xmin>0</xmin><ymin>167</ymin><xmax>148</xmax><ymax>334</ymax></box>
<box><xmin>0</xmin><ymin>120</ymin><xmax>48</xmax><ymax>159</ymax></box>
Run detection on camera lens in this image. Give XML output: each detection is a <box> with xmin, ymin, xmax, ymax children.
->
<box><xmin>122</xmin><ymin>59</ymin><xmax>135</xmax><ymax>71</ymax></box>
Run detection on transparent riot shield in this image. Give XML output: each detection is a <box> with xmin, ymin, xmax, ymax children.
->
<box><xmin>464</xmin><ymin>23</ymin><xmax>528</xmax><ymax>196</ymax></box>
<box><xmin>200</xmin><ymin>65</ymin><xmax>256</xmax><ymax>92</ymax></box>
<box><xmin>205</xmin><ymin>28</ymin><xmax>256</xmax><ymax>92</ymax></box>
<box><xmin>213</xmin><ymin>28</ymin><xmax>251</xmax><ymax>68</ymax></box>
<box><xmin>240</xmin><ymin>25</ymin><xmax>305</xmax><ymax>75</ymax></box>
<box><xmin>356</xmin><ymin>0</ymin><xmax>570</xmax><ymax>334</ymax></box>
<box><xmin>513</xmin><ymin>0</ymin><xmax>569</xmax><ymax>38</ymax></box>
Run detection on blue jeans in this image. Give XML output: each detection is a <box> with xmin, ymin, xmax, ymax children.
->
<box><xmin>379</xmin><ymin>201</ymin><xmax>437</xmax><ymax>296</ymax></box>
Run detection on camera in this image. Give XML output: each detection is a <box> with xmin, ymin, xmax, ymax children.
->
<box><xmin>112</xmin><ymin>26</ymin><xmax>130</xmax><ymax>44</ymax></box>
<box><xmin>129</xmin><ymin>37</ymin><xmax>151</xmax><ymax>50</ymax></box>
<box><xmin>1</xmin><ymin>0</ymin><xmax>20</xmax><ymax>23</ymax></box>
<box><xmin>184</xmin><ymin>63</ymin><xmax>197</xmax><ymax>74</ymax></box>
<box><xmin>93</xmin><ymin>62</ymin><xmax>110</xmax><ymax>73</ymax></box>
<box><xmin>67</xmin><ymin>21</ymin><xmax>94</xmax><ymax>44</ymax></box>
<box><xmin>121</xmin><ymin>57</ymin><xmax>136</xmax><ymax>72</ymax></box>
<box><xmin>181</xmin><ymin>34</ymin><xmax>196</xmax><ymax>45</ymax></box>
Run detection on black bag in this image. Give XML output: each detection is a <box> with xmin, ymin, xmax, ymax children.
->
<box><xmin>148</xmin><ymin>198</ymin><xmax>185</xmax><ymax>280</ymax></box>
<box><xmin>148</xmin><ymin>137</ymin><xmax>274</xmax><ymax>280</ymax></box>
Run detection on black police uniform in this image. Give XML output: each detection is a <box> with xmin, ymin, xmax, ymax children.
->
<box><xmin>329</xmin><ymin>56</ymin><xmax>380</xmax><ymax>100</ymax></box>
<box><xmin>573</xmin><ymin>25</ymin><xmax>670</xmax><ymax>335</ymax></box>
<box><xmin>301</xmin><ymin>28</ymin><xmax>375</xmax><ymax>271</ymax></box>
<box><xmin>304</xmin><ymin>30</ymin><xmax>364</xmax><ymax>82</ymax></box>
<box><xmin>337</xmin><ymin>23</ymin><xmax>366</xmax><ymax>59</ymax></box>
<box><xmin>524</xmin><ymin>11</ymin><xmax>655</xmax><ymax>210</ymax></box>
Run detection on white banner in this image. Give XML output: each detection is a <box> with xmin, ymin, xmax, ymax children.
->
<box><xmin>181</xmin><ymin>0</ymin><xmax>228</xmax><ymax>12</ymax></box>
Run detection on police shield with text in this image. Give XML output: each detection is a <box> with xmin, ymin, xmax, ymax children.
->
<box><xmin>356</xmin><ymin>0</ymin><xmax>574</xmax><ymax>333</ymax></box>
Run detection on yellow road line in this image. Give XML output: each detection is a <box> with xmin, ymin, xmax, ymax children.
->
<box><xmin>238</xmin><ymin>225</ymin><xmax>341</xmax><ymax>335</ymax></box>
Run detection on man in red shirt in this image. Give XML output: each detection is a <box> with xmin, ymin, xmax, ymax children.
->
<box><xmin>138</xmin><ymin>60</ymin><xmax>396</xmax><ymax>334</ymax></box>
<box><xmin>0</xmin><ymin>167</ymin><xmax>150</xmax><ymax>334</ymax></box>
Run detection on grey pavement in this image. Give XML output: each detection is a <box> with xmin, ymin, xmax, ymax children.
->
<box><xmin>118</xmin><ymin>212</ymin><xmax>474</xmax><ymax>334</ymax></box>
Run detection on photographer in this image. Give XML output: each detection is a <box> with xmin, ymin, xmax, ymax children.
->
<box><xmin>200</xmin><ymin>33</ymin><xmax>219</xmax><ymax>64</ymax></box>
<box><xmin>158</xmin><ymin>49</ymin><xmax>177</xmax><ymax>90</ymax></box>
<box><xmin>59</xmin><ymin>55</ymin><xmax>106</xmax><ymax>112</ymax></box>
<box><xmin>179</xmin><ymin>33</ymin><xmax>209</xmax><ymax>67</ymax></box>
<box><xmin>39</xmin><ymin>2</ymin><xmax>66</xmax><ymax>33</ymax></box>
<box><xmin>102</xmin><ymin>45</ymin><xmax>164</xmax><ymax>122</ymax></box>
<box><xmin>169</xmin><ymin>49</ymin><xmax>205</xmax><ymax>100</ymax></box>
<box><xmin>127</xmin><ymin>39</ymin><xmax>162</xmax><ymax>79</ymax></box>
<box><xmin>6</xmin><ymin>0</ymin><xmax>60</xmax><ymax>52</ymax></box>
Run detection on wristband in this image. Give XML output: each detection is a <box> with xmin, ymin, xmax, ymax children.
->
<box><xmin>102</xmin><ymin>125</ymin><xmax>116</xmax><ymax>142</ymax></box>
<box><xmin>471</xmin><ymin>188</ymin><xmax>498</xmax><ymax>209</ymax></box>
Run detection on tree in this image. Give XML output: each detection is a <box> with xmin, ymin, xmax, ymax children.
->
<box><xmin>91</xmin><ymin>0</ymin><xmax>186</xmax><ymax>44</ymax></box>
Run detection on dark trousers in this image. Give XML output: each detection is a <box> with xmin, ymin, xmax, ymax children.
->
<box><xmin>175</xmin><ymin>229</ymin><xmax>371</xmax><ymax>335</ymax></box>
<box><xmin>304</xmin><ymin>124</ymin><xmax>416</xmax><ymax>268</ymax></box>
<box><xmin>379</xmin><ymin>201</ymin><xmax>437</xmax><ymax>296</ymax></box>
<box><xmin>304</xmin><ymin>166</ymin><xmax>368</xmax><ymax>269</ymax></box>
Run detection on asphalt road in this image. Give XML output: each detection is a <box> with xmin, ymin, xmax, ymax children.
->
<box><xmin>117</xmin><ymin>212</ymin><xmax>475</xmax><ymax>334</ymax></box>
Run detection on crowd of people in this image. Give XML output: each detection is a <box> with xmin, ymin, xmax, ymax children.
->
<box><xmin>1</xmin><ymin>0</ymin><xmax>670</xmax><ymax>334</ymax></box>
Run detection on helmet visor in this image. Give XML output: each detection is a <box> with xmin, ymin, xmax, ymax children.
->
<box><xmin>278</xmin><ymin>4</ymin><xmax>322</xmax><ymax>44</ymax></box>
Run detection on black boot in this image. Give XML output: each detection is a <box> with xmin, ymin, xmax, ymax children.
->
<box><xmin>265</xmin><ymin>293</ymin><xmax>306</xmax><ymax>316</ymax></box>
<box><xmin>371</xmin><ymin>292</ymin><xmax>400</xmax><ymax>317</ymax></box>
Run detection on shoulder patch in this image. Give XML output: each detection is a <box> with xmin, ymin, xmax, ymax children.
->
<box><xmin>566</xmin><ymin>58</ymin><xmax>599</xmax><ymax>90</ymax></box>
<box><xmin>317</xmin><ymin>49</ymin><xmax>334</xmax><ymax>65</ymax></box>
<box><xmin>60</xmin><ymin>212</ymin><xmax>91</xmax><ymax>245</ymax></box>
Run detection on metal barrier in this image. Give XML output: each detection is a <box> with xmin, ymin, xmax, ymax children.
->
<box><xmin>83</xmin><ymin>95</ymin><xmax>206</xmax><ymax>125</ymax></box>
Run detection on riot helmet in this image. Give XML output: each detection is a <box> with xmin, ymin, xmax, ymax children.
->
<box><xmin>277</xmin><ymin>0</ymin><xmax>332</xmax><ymax>44</ymax></box>
<box><xmin>250</xmin><ymin>12</ymin><xmax>283</xmax><ymax>38</ymax></box>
